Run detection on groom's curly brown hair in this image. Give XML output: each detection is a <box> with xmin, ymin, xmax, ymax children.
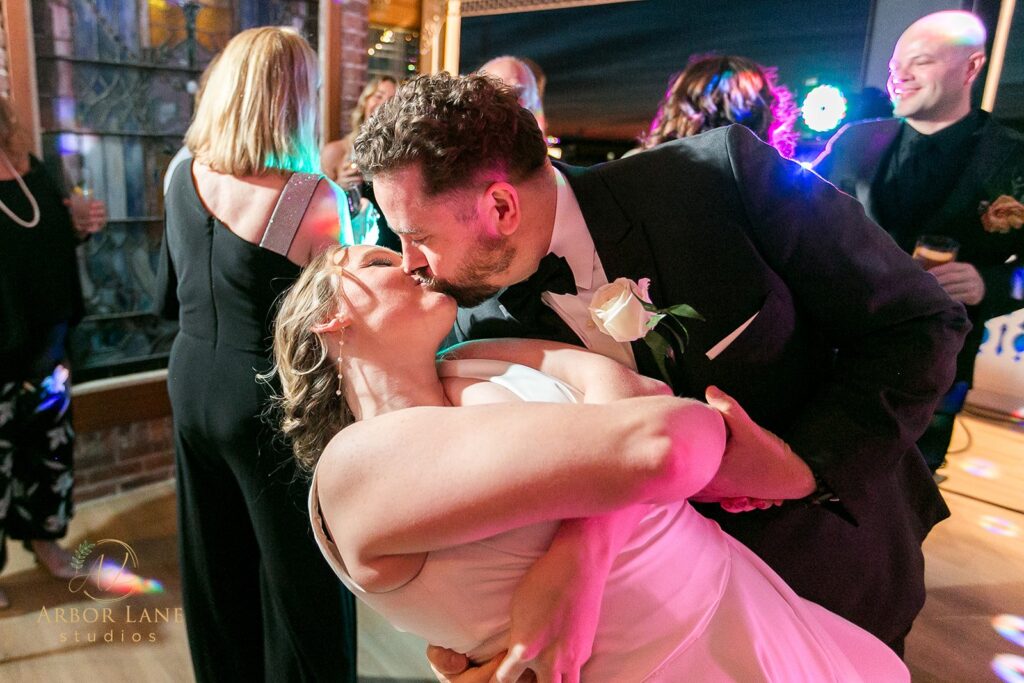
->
<box><xmin>353</xmin><ymin>72</ymin><xmax>548</xmax><ymax>196</ymax></box>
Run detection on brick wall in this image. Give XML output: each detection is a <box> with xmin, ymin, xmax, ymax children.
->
<box><xmin>339</xmin><ymin>0</ymin><xmax>369</xmax><ymax>137</ymax></box>
<box><xmin>74</xmin><ymin>417</ymin><xmax>175</xmax><ymax>503</ymax></box>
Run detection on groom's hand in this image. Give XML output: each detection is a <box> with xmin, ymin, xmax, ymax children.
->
<box><xmin>692</xmin><ymin>386</ymin><xmax>815</xmax><ymax>503</ymax></box>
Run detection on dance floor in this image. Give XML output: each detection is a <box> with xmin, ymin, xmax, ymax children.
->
<box><xmin>0</xmin><ymin>411</ymin><xmax>1021</xmax><ymax>682</ymax></box>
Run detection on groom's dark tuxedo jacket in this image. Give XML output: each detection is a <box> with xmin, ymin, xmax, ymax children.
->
<box><xmin>814</xmin><ymin>113</ymin><xmax>1024</xmax><ymax>384</ymax></box>
<box><xmin>453</xmin><ymin>125</ymin><xmax>969</xmax><ymax>644</ymax></box>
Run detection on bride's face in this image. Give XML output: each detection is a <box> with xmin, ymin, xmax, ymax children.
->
<box><xmin>335</xmin><ymin>246</ymin><xmax>456</xmax><ymax>348</ymax></box>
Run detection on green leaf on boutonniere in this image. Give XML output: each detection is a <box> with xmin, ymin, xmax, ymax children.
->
<box><xmin>662</xmin><ymin>319</ymin><xmax>688</xmax><ymax>354</ymax></box>
<box><xmin>646</xmin><ymin>312</ymin><xmax>666</xmax><ymax>330</ymax></box>
<box><xmin>644</xmin><ymin>330</ymin><xmax>674</xmax><ymax>385</ymax></box>
<box><xmin>667</xmin><ymin>304</ymin><xmax>705</xmax><ymax>321</ymax></box>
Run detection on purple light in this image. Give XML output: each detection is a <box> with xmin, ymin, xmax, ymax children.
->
<box><xmin>959</xmin><ymin>457</ymin><xmax>1000</xmax><ymax>479</ymax></box>
<box><xmin>979</xmin><ymin>515</ymin><xmax>1020</xmax><ymax>538</ymax></box>
<box><xmin>993</xmin><ymin>615</ymin><xmax>1024</xmax><ymax>648</ymax></box>
<box><xmin>992</xmin><ymin>654</ymin><xmax>1024</xmax><ymax>683</ymax></box>
<box><xmin>57</xmin><ymin>134</ymin><xmax>80</xmax><ymax>155</ymax></box>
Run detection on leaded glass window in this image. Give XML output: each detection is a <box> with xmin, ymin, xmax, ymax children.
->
<box><xmin>33</xmin><ymin>0</ymin><xmax>318</xmax><ymax>380</ymax></box>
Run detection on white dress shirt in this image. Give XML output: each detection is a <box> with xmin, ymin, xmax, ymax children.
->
<box><xmin>541</xmin><ymin>170</ymin><xmax>637</xmax><ymax>370</ymax></box>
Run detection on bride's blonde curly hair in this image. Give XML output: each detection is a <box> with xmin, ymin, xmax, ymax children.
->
<box><xmin>270</xmin><ymin>245</ymin><xmax>354</xmax><ymax>471</ymax></box>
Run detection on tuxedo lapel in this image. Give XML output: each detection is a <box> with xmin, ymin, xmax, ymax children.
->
<box><xmin>556</xmin><ymin>162</ymin><xmax>688</xmax><ymax>391</ymax></box>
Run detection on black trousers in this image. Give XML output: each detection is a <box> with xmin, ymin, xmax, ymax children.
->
<box><xmin>171</xmin><ymin>335</ymin><xmax>356</xmax><ymax>682</ymax></box>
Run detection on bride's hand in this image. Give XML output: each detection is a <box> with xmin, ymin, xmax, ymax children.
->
<box><xmin>494</xmin><ymin>526</ymin><xmax>604</xmax><ymax>683</ymax></box>
<box><xmin>489</xmin><ymin>506</ymin><xmax>647</xmax><ymax>682</ymax></box>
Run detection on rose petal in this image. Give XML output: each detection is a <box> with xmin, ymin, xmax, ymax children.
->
<box><xmin>635</xmin><ymin>278</ymin><xmax>652</xmax><ymax>304</ymax></box>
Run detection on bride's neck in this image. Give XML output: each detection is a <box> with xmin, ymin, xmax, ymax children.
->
<box><xmin>342</xmin><ymin>355</ymin><xmax>447</xmax><ymax>420</ymax></box>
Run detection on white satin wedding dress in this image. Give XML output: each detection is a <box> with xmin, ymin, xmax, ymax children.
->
<box><xmin>310</xmin><ymin>360</ymin><xmax>909</xmax><ymax>682</ymax></box>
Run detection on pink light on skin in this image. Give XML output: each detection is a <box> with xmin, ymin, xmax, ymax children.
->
<box><xmin>993</xmin><ymin>615</ymin><xmax>1024</xmax><ymax>648</ymax></box>
<box><xmin>959</xmin><ymin>457</ymin><xmax>1000</xmax><ymax>479</ymax></box>
<box><xmin>992</xmin><ymin>654</ymin><xmax>1024</xmax><ymax>683</ymax></box>
<box><xmin>979</xmin><ymin>515</ymin><xmax>1020</xmax><ymax>538</ymax></box>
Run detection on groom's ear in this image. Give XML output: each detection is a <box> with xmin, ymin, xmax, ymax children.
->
<box><xmin>483</xmin><ymin>182</ymin><xmax>520</xmax><ymax>237</ymax></box>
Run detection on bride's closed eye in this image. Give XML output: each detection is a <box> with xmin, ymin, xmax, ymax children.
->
<box><xmin>360</xmin><ymin>253</ymin><xmax>399</xmax><ymax>268</ymax></box>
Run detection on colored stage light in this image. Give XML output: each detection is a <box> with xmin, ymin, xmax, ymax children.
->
<box><xmin>959</xmin><ymin>457</ymin><xmax>999</xmax><ymax>479</ymax></box>
<box><xmin>993</xmin><ymin>615</ymin><xmax>1024</xmax><ymax>648</ymax></box>
<box><xmin>801</xmin><ymin>85</ymin><xmax>847</xmax><ymax>132</ymax></box>
<box><xmin>979</xmin><ymin>515</ymin><xmax>1020</xmax><ymax>538</ymax></box>
<box><xmin>91</xmin><ymin>561</ymin><xmax>165</xmax><ymax>596</ymax></box>
<box><xmin>992</xmin><ymin>654</ymin><xmax>1024</xmax><ymax>683</ymax></box>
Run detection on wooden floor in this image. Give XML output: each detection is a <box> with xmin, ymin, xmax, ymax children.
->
<box><xmin>0</xmin><ymin>412</ymin><xmax>1021</xmax><ymax>682</ymax></box>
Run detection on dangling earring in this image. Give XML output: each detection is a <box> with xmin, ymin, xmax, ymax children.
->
<box><xmin>335</xmin><ymin>338</ymin><xmax>344</xmax><ymax>396</ymax></box>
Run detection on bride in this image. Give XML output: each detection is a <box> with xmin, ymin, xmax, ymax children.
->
<box><xmin>272</xmin><ymin>244</ymin><xmax>909</xmax><ymax>682</ymax></box>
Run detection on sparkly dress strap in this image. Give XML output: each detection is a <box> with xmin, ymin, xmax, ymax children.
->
<box><xmin>259</xmin><ymin>171</ymin><xmax>322</xmax><ymax>257</ymax></box>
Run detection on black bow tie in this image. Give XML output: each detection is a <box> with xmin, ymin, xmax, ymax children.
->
<box><xmin>507</xmin><ymin>253</ymin><xmax>577</xmax><ymax>299</ymax></box>
<box><xmin>494</xmin><ymin>253</ymin><xmax>580</xmax><ymax>345</ymax></box>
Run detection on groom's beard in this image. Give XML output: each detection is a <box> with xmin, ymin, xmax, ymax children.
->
<box><xmin>414</xmin><ymin>239</ymin><xmax>516</xmax><ymax>308</ymax></box>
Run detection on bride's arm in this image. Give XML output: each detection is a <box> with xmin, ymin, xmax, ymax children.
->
<box><xmin>317</xmin><ymin>394</ymin><xmax>724</xmax><ymax>585</ymax></box>
<box><xmin>450</xmin><ymin>339</ymin><xmax>814</xmax><ymax>502</ymax></box>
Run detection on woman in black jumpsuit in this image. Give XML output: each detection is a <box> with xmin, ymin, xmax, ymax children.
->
<box><xmin>158</xmin><ymin>27</ymin><xmax>356</xmax><ymax>682</ymax></box>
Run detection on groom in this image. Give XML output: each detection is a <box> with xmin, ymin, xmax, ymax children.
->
<box><xmin>355</xmin><ymin>73</ymin><xmax>967</xmax><ymax>654</ymax></box>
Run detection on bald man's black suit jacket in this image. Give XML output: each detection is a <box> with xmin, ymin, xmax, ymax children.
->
<box><xmin>452</xmin><ymin>125</ymin><xmax>970</xmax><ymax>644</ymax></box>
<box><xmin>814</xmin><ymin>113</ymin><xmax>1024</xmax><ymax>384</ymax></box>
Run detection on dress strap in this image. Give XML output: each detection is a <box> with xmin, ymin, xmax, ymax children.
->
<box><xmin>259</xmin><ymin>171</ymin><xmax>322</xmax><ymax>257</ymax></box>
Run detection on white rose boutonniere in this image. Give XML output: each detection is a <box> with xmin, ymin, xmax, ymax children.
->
<box><xmin>589</xmin><ymin>277</ymin><xmax>703</xmax><ymax>385</ymax></box>
<box><xmin>589</xmin><ymin>277</ymin><xmax>656</xmax><ymax>342</ymax></box>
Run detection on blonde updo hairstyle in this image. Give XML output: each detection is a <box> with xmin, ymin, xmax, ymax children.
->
<box><xmin>272</xmin><ymin>245</ymin><xmax>355</xmax><ymax>471</ymax></box>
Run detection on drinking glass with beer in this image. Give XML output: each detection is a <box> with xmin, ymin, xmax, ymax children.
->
<box><xmin>912</xmin><ymin>235</ymin><xmax>959</xmax><ymax>270</ymax></box>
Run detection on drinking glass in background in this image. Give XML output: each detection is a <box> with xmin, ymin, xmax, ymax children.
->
<box><xmin>912</xmin><ymin>235</ymin><xmax>959</xmax><ymax>270</ymax></box>
<box><xmin>68</xmin><ymin>168</ymin><xmax>106</xmax><ymax>235</ymax></box>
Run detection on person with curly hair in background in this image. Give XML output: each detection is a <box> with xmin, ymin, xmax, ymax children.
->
<box><xmin>156</xmin><ymin>26</ymin><xmax>356</xmax><ymax>681</ymax></box>
<box><xmin>638</xmin><ymin>54</ymin><xmax>798</xmax><ymax>158</ymax></box>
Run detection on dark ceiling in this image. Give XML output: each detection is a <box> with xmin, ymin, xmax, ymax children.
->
<box><xmin>460</xmin><ymin>1</ymin><xmax>1024</xmax><ymax>142</ymax></box>
<box><xmin>462</xmin><ymin>0</ymin><xmax>873</xmax><ymax>141</ymax></box>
